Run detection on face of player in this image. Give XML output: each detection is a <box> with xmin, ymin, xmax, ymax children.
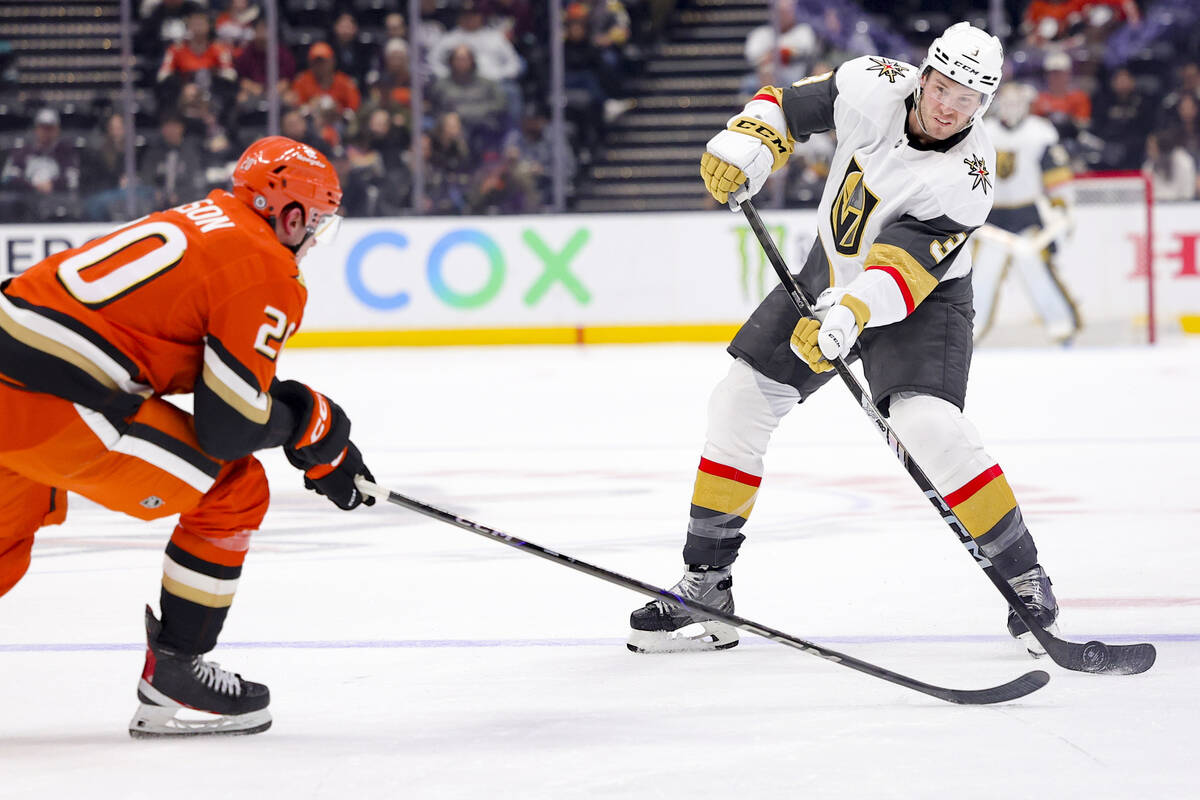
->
<box><xmin>915</xmin><ymin>69</ymin><xmax>984</xmax><ymax>140</ymax></box>
<box><xmin>275</xmin><ymin>206</ymin><xmax>342</xmax><ymax>263</ymax></box>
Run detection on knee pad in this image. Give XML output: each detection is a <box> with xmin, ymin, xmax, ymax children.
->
<box><xmin>178</xmin><ymin>455</ymin><xmax>270</xmax><ymax>541</ymax></box>
<box><xmin>703</xmin><ymin>359</ymin><xmax>798</xmax><ymax>473</ymax></box>
<box><xmin>886</xmin><ymin>393</ymin><xmax>993</xmax><ymax>494</ymax></box>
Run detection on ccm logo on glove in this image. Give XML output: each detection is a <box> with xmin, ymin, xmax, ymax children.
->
<box><xmin>789</xmin><ymin>291</ymin><xmax>871</xmax><ymax>372</ymax></box>
<box><xmin>730</xmin><ymin>117</ymin><xmax>791</xmax><ymax>165</ymax></box>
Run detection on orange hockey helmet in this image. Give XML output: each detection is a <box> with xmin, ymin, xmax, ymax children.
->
<box><xmin>231</xmin><ymin>136</ymin><xmax>342</xmax><ymax>230</ymax></box>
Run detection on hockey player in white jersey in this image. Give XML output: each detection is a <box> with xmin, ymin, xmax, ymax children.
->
<box><xmin>973</xmin><ymin>81</ymin><xmax>1080</xmax><ymax>343</ymax></box>
<box><xmin>628</xmin><ymin>23</ymin><xmax>1061</xmax><ymax>657</ymax></box>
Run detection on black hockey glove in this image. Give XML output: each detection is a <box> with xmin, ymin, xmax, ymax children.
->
<box><xmin>274</xmin><ymin>379</ymin><xmax>352</xmax><ymax>466</ymax></box>
<box><xmin>285</xmin><ymin>441</ymin><xmax>376</xmax><ymax>510</ymax></box>
<box><xmin>275</xmin><ymin>380</ymin><xmax>374</xmax><ymax>510</ymax></box>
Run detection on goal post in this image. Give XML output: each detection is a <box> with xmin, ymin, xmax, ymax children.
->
<box><xmin>1070</xmin><ymin>170</ymin><xmax>1155</xmax><ymax>344</ymax></box>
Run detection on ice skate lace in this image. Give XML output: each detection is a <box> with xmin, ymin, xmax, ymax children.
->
<box><xmin>1010</xmin><ymin>567</ymin><xmax>1048</xmax><ymax>607</ymax></box>
<box><xmin>192</xmin><ymin>659</ymin><xmax>243</xmax><ymax>697</ymax></box>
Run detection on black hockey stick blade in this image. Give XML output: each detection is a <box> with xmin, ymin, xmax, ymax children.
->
<box><xmin>988</xmin><ymin>569</ymin><xmax>1157</xmax><ymax>675</ymax></box>
<box><xmin>356</xmin><ymin>478</ymin><xmax>1049</xmax><ymax>705</ymax></box>
<box><xmin>925</xmin><ymin>669</ymin><xmax>1050</xmax><ymax>706</ymax></box>
<box><xmin>738</xmin><ymin>200</ymin><xmax>1157</xmax><ymax>677</ymax></box>
<box><xmin>1040</xmin><ymin>635</ymin><xmax>1157</xmax><ymax>676</ymax></box>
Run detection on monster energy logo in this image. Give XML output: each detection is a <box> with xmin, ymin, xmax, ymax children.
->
<box><xmin>732</xmin><ymin>223</ymin><xmax>785</xmax><ymax>301</ymax></box>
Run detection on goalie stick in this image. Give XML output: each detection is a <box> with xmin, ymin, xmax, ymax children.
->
<box><xmin>739</xmin><ymin>199</ymin><xmax>1155</xmax><ymax>676</ymax></box>
<box><xmin>355</xmin><ymin>477</ymin><xmax>1048</xmax><ymax>705</ymax></box>
<box><xmin>972</xmin><ymin>217</ymin><xmax>1068</xmax><ymax>256</ymax></box>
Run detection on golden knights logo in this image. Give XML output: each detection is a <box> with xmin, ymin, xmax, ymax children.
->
<box><xmin>995</xmin><ymin>150</ymin><xmax>1016</xmax><ymax>180</ymax></box>
<box><xmin>831</xmin><ymin>156</ymin><xmax>879</xmax><ymax>256</ymax></box>
<box><xmin>964</xmin><ymin>154</ymin><xmax>992</xmax><ymax>194</ymax></box>
<box><xmin>866</xmin><ymin>57</ymin><xmax>909</xmax><ymax>83</ymax></box>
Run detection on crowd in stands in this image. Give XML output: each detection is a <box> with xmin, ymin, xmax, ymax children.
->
<box><xmin>2</xmin><ymin>0</ymin><xmax>665</xmax><ymax>221</ymax></box>
<box><xmin>751</xmin><ymin>0</ymin><xmax>1200</xmax><ymax>204</ymax></box>
<box><xmin>3</xmin><ymin>0</ymin><xmax>1200</xmax><ymax>222</ymax></box>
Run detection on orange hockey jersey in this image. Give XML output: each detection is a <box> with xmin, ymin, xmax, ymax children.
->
<box><xmin>0</xmin><ymin>189</ymin><xmax>308</xmax><ymax>459</ymax></box>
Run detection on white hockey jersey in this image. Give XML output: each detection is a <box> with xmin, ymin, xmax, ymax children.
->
<box><xmin>984</xmin><ymin>114</ymin><xmax>1072</xmax><ymax>208</ymax></box>
<box><xmin>744</xmin><ymin>55</ymin><xmax>998</xmax><ymax>328</ymax></box>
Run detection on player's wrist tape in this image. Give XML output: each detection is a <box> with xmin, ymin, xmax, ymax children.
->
<box><xmin>728</xmin><ymin>116</ymin><xmax>793</xmax><ymax>172</ymax></box>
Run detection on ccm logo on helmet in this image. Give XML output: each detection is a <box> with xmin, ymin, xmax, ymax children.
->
<box><xmin>953</xmin><ymin>61</ymin><xmax>981</xmax><ymax>75</ymax></box>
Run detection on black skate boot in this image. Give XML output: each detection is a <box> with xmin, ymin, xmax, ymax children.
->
<box><xmin>129</xmin><ymin>605</ymin><xmax>271</xmax><ymax>738</ymax></box>
<box><xmin>627</xmin><ymin>565</ymin><xmax>738</xmax><ymax>653</ymax></box>
<box><xmin>1006</xmin><ymin>565</ymin><xmax>1060</xmax><ymax>658</ymax></box>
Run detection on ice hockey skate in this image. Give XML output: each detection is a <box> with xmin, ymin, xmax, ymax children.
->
<box><xmin>128</xmin><ymin>606</ymin><xmax>271</xmax><ymax>738</ymax></box>
<box><xmin>1006</xmin><ymin>565</ymin><xmax>1060</xmax><ymax>657</ymax></box>
<box><xmin>627</xmin><ymin>565</ymin><xmax>739</xmax><ymax>653</ymax></box>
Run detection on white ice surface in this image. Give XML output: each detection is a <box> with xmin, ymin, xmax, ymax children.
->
<box><xmin>2</xmin><ymin>342</ymin><xmax>1198</xmax><ymax>799</ymax></box>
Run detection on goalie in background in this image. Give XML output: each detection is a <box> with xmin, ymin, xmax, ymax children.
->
<box><xmin>972</xmin><ymin>81</ymin><xmax>1081</xmax><ymax>345</ymax></box>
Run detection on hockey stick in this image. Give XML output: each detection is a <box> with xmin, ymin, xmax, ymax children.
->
<box><xmin>973</xmin><ymin>217</ymin><xmax>1068</xmax><ymax>256</ymax></box>
<box><xmin>740</xmin><ymin>199</ymin><xmax>1155</xmax><ymax>676</ymax></box>
<box><xmin>354</xmin><ymin>477</ymin><xmax>1047</xmax><ymax>705</ymax></box>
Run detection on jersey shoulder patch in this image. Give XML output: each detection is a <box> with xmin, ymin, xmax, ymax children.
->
<box><xmin>863</xmin><ymin>56</ymin><xmax>913</xmax><ymax>84</ymax></box>
<box><xmin>834</xmin><ymin>55</ymin><xmax>918</xmax><ymax>131</ymax></box>
<box><xmin>962</xmin><ymin>153</ymin><xmax>993</xmax><ymax>195</ymax></box>
<box><xmin>837</xmin><ymin>55</ymin><xmax>918</xmax><ymax>93</ymax></box>
<box><xmin>919</xmin><ymin>127</ymin><xmax>996</xmax><ymax>226</ymax></box>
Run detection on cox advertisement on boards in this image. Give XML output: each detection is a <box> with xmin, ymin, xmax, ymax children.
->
<box><xmin>1</xmin><ymin>206</ymin><xmax>1197</xmax><ymax>337</ymax></box>
<box><xmin>297</xmin><ymin>212</ymin><xmax>807</xmax><ymax>330</ymax></box>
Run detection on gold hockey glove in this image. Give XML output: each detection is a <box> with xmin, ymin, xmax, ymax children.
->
<box><xmin>701</xmin><ymin>116</ymin><xmax>792</xmax><ymax>206</ymax></box>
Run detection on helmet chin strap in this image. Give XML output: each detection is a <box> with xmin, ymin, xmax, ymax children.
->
<box><xmin>267</xmin><ymin>205</ymin><xmax>313</xmax><ymax>254</ymax></box>
<box><xmin>285</xmin><ymin>229</ymin><xmax>315</xmax><ymax>255</ymax></box>
<box><xmin>913</xmin><ymin>88</ymin><xmax>935</xmax><ymax>137</ymax></box>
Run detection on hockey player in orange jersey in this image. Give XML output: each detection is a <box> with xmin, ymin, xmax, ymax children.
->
<box><xmin>0</xmin><ymin>136</ymin><xmax>374</xmax><ymax>737</ymax></box>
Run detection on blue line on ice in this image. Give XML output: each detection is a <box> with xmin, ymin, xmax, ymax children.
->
<box><xmin>2</xmin><ymin>633</ymin><xmax>1194</xmax><ymax>652</ymax></box>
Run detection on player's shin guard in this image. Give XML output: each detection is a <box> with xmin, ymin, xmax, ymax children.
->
<box><xmin>157</xmin><ymin>525</ymin><xmax>251</xmax><ymax>652</ymax></box>
<box><xmin>129</xmin><ymin>605</ymin><xmax>270</xmax><ymax>738</ymax></box>
<box><xmin>630</xmin><ymin>361</ymin><xmax>795</xmax><ymax>653</ymax></box>
<box><xmin>628</xmin><ymin>456</ymin><xmax>758</xmax><ymax>653</ymax></box>
<box><xmin>888</xmin><ymin>394</ymin><xmax>1060</xmax><ymax>655</ymax></box>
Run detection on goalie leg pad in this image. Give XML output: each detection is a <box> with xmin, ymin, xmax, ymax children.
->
<box><xmin>1010</xmin><ymin>250</ymin><xmax>1081</xmax><ymax>342</ymax></box>
<box><xmin>969</xmin><ymin>238</ymin><xmax>1010</xmax><ymax>341</ymax></box>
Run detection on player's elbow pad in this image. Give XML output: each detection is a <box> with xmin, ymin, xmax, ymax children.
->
<box><xmin>194</xmin><ymin>384</ymin><xmax>297</xmax><ymax>461</ymax></box>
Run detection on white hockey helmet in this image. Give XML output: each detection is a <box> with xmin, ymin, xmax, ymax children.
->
<box><xmin>917</xmin><ymin>21</ymin><xmax>1004</xmax><ymax>124</ymax></box>
<box><xmin>990</xmin><ymin>81</ymin><xmax>1037</xmax><ymax>127</ymax></box>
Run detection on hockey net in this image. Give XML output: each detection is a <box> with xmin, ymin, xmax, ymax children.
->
<box><xmin>974</xmin><ymin>170</ymin><xmax>1156</xmax><ymax>347</ymax></box>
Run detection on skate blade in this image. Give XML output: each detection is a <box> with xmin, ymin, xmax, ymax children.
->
<box><xmin>626</xmin><ymin>621</ymin><xmax>739</xmax><ymax>654</ymax></box>
<box><xmin>1014</xmin><ymin>621</ymin><xmax>1061</xmax><ymax>658</ymax></box>
<box><xmin>128</xmin><ymin>704</ymin><xmax>272</xmax><ymax>738</ymax></box>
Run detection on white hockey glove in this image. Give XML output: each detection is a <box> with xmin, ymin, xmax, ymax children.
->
<box><xmin>789</xmin><ymin>289</ymin><xmax>871</xmax><ymax>373</ymax></box>
<box><xmin>701</xmin><ymin>115</ymin><xmax>792</xmax><ymax>209</ymax></box>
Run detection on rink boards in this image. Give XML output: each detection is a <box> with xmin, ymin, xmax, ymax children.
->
<box><xmin>1</xmin><ymin>203</ymin><xmax>1197</xmax><ymax>345</ymax></box>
